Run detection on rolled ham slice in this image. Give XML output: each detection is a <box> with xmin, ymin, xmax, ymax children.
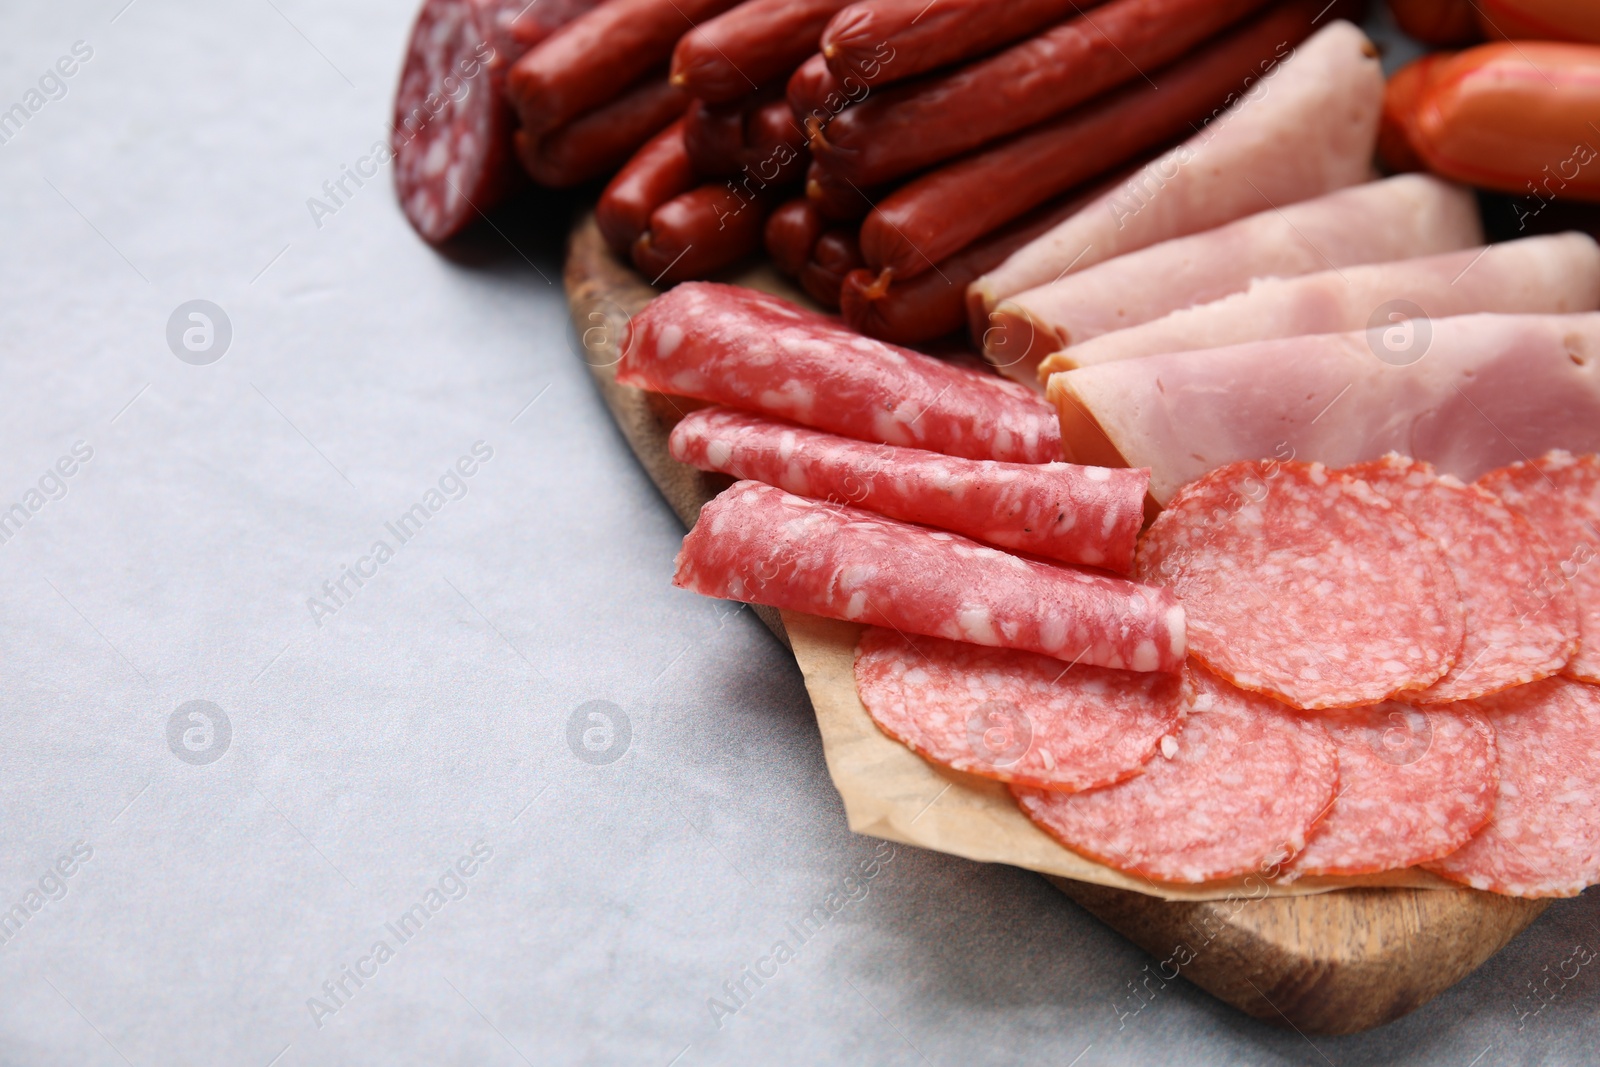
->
<box><xmin>969</xmin><ymin>19</ymin><xmax>1383</xmax><ymax>382</ymax></box>
<box><xmin>1044</xmin><ymin>232</ymin><xmax>1600</xmax><ymax>373</ymax></box>
<box><xmin>669</xmin><ymin>407</ymin><xmax>1149</xmax><ymax>571</ymax></box>
<box><xmin>986</xmin><ymin>174</ymin><xmax>1482</xmax><ymax>368</ymax></box>
<box><xmin>676</xmin><ymin>481</ymin><xmax>1187</xmax><ymax>672</ymax></box>
<box><xmin>1047</xmin><ymin>312</ymin><xmax>1600</xmax><ymax>504</ymax></box>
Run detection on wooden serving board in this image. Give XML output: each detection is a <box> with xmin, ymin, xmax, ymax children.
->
<box><xmin>562</xmin><ymin>212</ymin><xmax>1550</xmax><ymax>1035</ymax></box>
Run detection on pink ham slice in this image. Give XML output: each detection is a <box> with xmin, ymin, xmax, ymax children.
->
<box><xmin>1013</xmin><ymin>666</ymin><xmax>1339</xmax><ymax>884</ymax></box>
<box><xmin>618</xmin><ymin>282</ymin><xmax>1061</xmax><ymax>464</ymax></box>
<box><xmin>1478</xmin><ymin>451</ymin><xmax>1600</xmax><ymax>684</ymax></box>
<box><xmin>1044</xmin><ymin>232</ymin><xmax>1600</xmax><ymax>373</ymax></box>
<box><xmin>676</xmin><ymin>481</ymin><xmax>1186</xmax><ymax>671</ymax></box>
<box><xmin>1288</xmin><ymin>702</ymin><xmax>1497</xmax><ymax>877</ymax></box>
<box><xmin>987</xmin><ymin>174</ymin><xmax>1482</xmax><ymax>365</ymax></box>
<box><xmin>1424</xmin><ymin>677</ymin><xmax>1600</xmax><ymax>898</ymax></box>
<box><xmin>969</xmin><ymin>19</ymin><xmax>1384</xmax><ymax>383</ymax></box>
<box><xmin>1344</xmin><ymin>455</ymin><xmax>1579</xmax><ymax>701</ymax></box>
<box><xmin>1134</xmin><ymin>460</ymin><xmax>1464</xmax><ymax>709</ymax></box>
<box><xmin>668</xmin><ymin>407</ymin><xmax>1148</xmax><ymax>572</ymax></box>
<box><xmin>853</xmin><ymin>628</ymin><xmax>1186</xmax><ymax>791</ymax></box>
<box><xmin>1048</xmin><ymin>313</ymin><xmax>1600</xmax><ymax>504</ymax></box>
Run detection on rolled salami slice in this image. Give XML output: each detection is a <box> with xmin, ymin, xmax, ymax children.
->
<box><xmin>853</xmin><ymin>628</ymin><xmax>1186</xmax><ymax>791</ymax></box>
<box><xmin>1344</xmin><ymin>455</ymin><xmax>1579</xmax><ymax>701</ymax></box>
<box><xmin>1135</xmin><ymin>461</ymin><xmax>1465</xmax><ymax>709</ymax></box>
<box><xmin>1477</xmin><ymin>450</ymin><xmax>1600</xmax><ymax>683</ymax></box>
<box><xmin>1424</xmin><ymin>677</ymin><xmax>1600</xmax><ymax>897</ymax></box>
<box><xmin>677</xmin><ymin>482</ymin><xmax>1186</xmax><ymax>671</ymax></box>
<box><xmin>619</xmin><ymin>283</ymin><xmax>1062</xmax><ymax>464</ymax></box>
<box><xmin>1013</xmin><ymin>667</ymin><xmax>1338</xmax><ymax>883</ymax></box>
<box><xmin>1289</xmin><ymin>702</ymin><xmax>1497</xmax><ymax>877</ymax></box>
<box><xmin>669</xmin><ymin>408</ymin><xmax>1148</xmax><ymax>571</ymax></box>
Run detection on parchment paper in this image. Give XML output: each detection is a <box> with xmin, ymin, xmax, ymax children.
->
<box><xmin>783</xmin><ymin>610</ymin><xmax>1456</xmax><ymax>903</ymax></box>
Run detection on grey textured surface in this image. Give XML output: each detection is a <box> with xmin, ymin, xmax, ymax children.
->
<box><xmin>0</xmin><ymin>1</ymin><xmax>1596</xmax><ymax>1064</ymax></box>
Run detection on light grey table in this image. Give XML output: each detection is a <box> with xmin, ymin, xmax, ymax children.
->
<box><xmin>1</xmin><ymin>2</ymin><xmax>1595</xmax><ymax>1064</ymax></box>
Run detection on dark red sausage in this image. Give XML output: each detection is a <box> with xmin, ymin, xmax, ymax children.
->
<box><xmin>820</xmin><ymin>0</ymin><xmax>1108</xmax><ymax>88</ymax></box>
<box><xmin>806</xmin><ymin>159</ymin><xmax>876</xmax><ymax>220</ymax></box>
<box><xmin>747</xmin><ymin>99</ymin><xmax>807</xmax><ymax>159</ymax></box>
<box><xmin>392</xmin><ymin>0</ymin><xmax>532</xmax><ymax>244</ymax></box>
<box><xmin>516</xmin><ymin>76</ymin><xmax>689</xmax><ymax>187</ymax></box>
<box><xmin>840</xmin><ymin>182</ymin><xmax>1115</xmax><ymax>344</ymax></box>
<box><xmin>507</xmin><ymin>0</ymin><xmax>743</xmax><ymax>137</ymax></box>
<box><xmin>800</xmin><ymin>228</ymin><xmax>865</xmax><ymax>308</ymax></box>
<box><xmin>765</xmin><ymin>197</ymin><xmax>826</xmax><ymax>276</ymax></box>
<box><xmin>597</xmin><ymin>118</ymin><xmax>697</xmax><ymax>257</ymax></box>
<box><xmin>502</xmin><ymin>0</ymin><xmax>606</xmax><ymax>48</ymax></box>
<box><xmin>632</xmin><ymin>183</ymin><xmax>777</xmax><ymax>283</ymax></box>
<box><xmin>1377</xmin><ymin>52</ymin><xmax>1443</xmax><ymax>174</ymax></box>
<box><xmin>684</xmin><ymin>98</ymin><xmax>748</xmax><ymax>176</ymax></box>
<box><xmin>1386</xmin><ymin>0</ymin><xmax>1482</xmax><ymax>44</ymax></box>
<box><xmin>813</xmin><ymin>0</ymin><xmax>1277</xmax><ymax>186</ymax></box>
<box><xmin>787</xmin><ymin>53</ymin><xmax>869</xmax><ymax>138</ymax></box>
<box><xmin>685</xmin><ymin>95</ymin><xmax>806</xmax><ymax>176</ymax></box>
<box><xmin>671</xmin><ymin>0</ymin><xmax>854</xmax><ymax>104</ymax></box>
<box><xmin>859</xmin><ymin>0</ymin><xmax>1332</xmax><ymax>280</ymax></box>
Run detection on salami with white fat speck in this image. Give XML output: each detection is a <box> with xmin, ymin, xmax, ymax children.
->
<box><xmin>677</xmin><ymin>481</ymin><xmax>1186</xmax><ymax>670</ymax></box>
<box><xmin>619</xmin><ymin>283</ymin><xmax>1063</xmax><ymax>464</ymax></box>
<box><xmin>1135</xmin><ymin>460</ymin><xmax>1465</xmax><ymax>710</ymax></box>
<box><xmin>1477</xmin><ymin>450</ymin><xmax>1600</xmax><ymax>684</ymax></box>
<box><xmin>1288</xmin><ymin>702</ymin><xmax>1497</xmax><ymax>877</ymax></box>
<box><xmin>1424</xmin><ymin>677</ymin><xmax>1600</xmax><ymax>897</ymax></box>
<box><xmin>1012</xmin><ymin>667</ymin><xmax>1338</xmax><ymax>884</ymax></box>
<box><xmin>393</xmin><ymin>0</ymin><xmax>603</xmax><ymax>243</ymax></box>
<box><xmin>670</xmin><ymin>407</ymin><xmax>1148</xmax><ymax>571</ymax></box>
<box><xmin>853</xmin><ymin>627</ymin><xmax>1185</xmax><ymax>791</ymax></box>
<box><xmin>1345</xmin><ymin>454</ymin><xmax>1579</xmax><ymax>701</ymax></box>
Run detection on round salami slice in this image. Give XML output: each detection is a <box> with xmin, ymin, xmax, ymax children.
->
<box><xmin>392</xmin><ymin>0</ymin><xmax>524</xmax><ymax>244</ymax></box>
<box><xmin>853</xmin><ymin>627</ymin><xmax>1186</xmax><ymax>792</ymax></box>
<box><xmin>1477</xmin><ymin>451</ymin><xmax>1600</xmax><ymax>684</ymax></box>
<box><xmin>1013</xmin><ymin>668</ymin><xmax>1339</xmax><ymax>884</ymax></box>
<box><xmin>1135</xmin><ymin>460</ymin><xmax>1465</xmax><ymax>710</ymax></box>
<box><xmin>1424</xmin><ymin>677</ymin><xmax>1600</xmax><ymax>897</ymax></box>
<box><xmin>1345</xmin><ymin>454</ymin><xmax>1579</xmax><ymax>702</ymax></box>
<box><xmin>1288</xmin><ymin>702</ymin><xmax>1497</xmax><ymax>877</ymax></box>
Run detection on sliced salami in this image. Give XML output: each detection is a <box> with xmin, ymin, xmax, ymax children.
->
<box><xmin>677</xmin><ymin>482</ymin><xmax>1186</xmax><ymax>671</ymax></box>
<box><xmin>1288</xmin><ymin>702</ymin><xmax>1497</xmax><ymax>877</ymax></box>
<box><xmin>618</xmin><ymin>283</ymin><xmax>1062</xmax><ymax>464</ymax></box>
<box><xmin>1135</xmin><ymin>460</ymin><xmax>1465</xmax><ymax>710</ymax></box>
<box><xmin>1345</xmin><ymin>454</ymin><xmax>1579</xmax><ymax>701</ymax></box>
<box><xmin>1013</xmin><ymin>667</ymin><xmax>1338</xmax><ymax>883</ymax></box>
<box><xmin>853</xmin><ymin>627</ymin><xmax>1186</xmax><ymax>791</ymax></box>
<box><xmin>1477</xmin><ymin>451</ymin><xmax>1600</xmax><ymax>684</ymax></box>
<box><xmin>392</xmin><ymin>0</ymin><xmax>528</xmax><ymax>244</ymax></box>
<box><xmin>1424</xmin><ymin>677</ymin><xmax>1600</xmax><ymax>897</ymax></box>
<box><xmin>670</xmin><ymin>407</ymin><xmax>1149</xmax><ymax>572</ymax></box>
